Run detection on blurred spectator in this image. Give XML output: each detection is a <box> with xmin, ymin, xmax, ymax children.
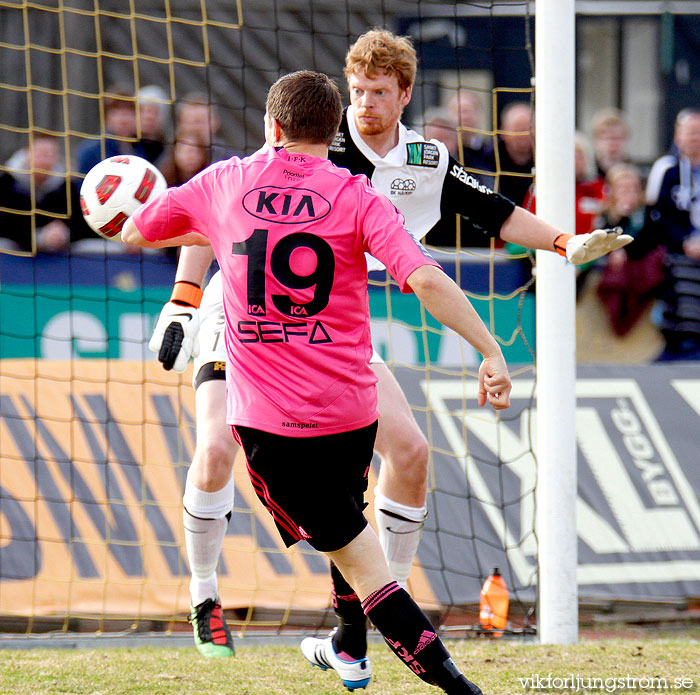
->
<box><xmin>446</xmin><ymin>90</ymin><xmax>494</xmax><ymax>181</ymax></box>
<box><xmin>495</xmin><ymin>101</ymin><xmax>534</xmax><ymax>206</ymax></box>
<box><xmin>175</xmin><ymin>92</ymin><xmax>234</xmax><ymax>162</ymax></box>
<box><xmin>595</xmin><ymin>164</ymin><xmax>666</xmax><ymax>336</ymax></box>
<box><xmin>645</xmin><ymin>106</ymin><xmax>700</xmax><ymax>210</ymax></box>
<box><xmin>74</xmin><ymin>86</ymin><xmax>136</xmax><ymax>174</ymax></box>
<box><xmin>645</xmin><ymin>108</ymin><xmax>700</xmax><ymax>359</ymax></box>
<box><xmin>421</xmin><ymin>106</ymin><xmax>459</xmax><ymax>158</ymax></box>
<box><xmin>0</xmin><ymin>134</ymin><xmax>92</xmax><ymax>252</ymax></box>
<box><xmin>591</xmin><ymin>108</ymin><xmax>631</xmax><ymax>180</ymax></box>
<box><xmin>158</xmin><ymin>128</ymin><xmax>212</xmax><ymax>187</ymax></box>
<box><xmin>646</xmin><ymin>108</ymin><xmax>700</xmax><ymax>255</ymax></box>
<box><xmin>598</xmin><ymin>164</ymin><xmax>647</xmax><ymax>236</ymax></box>
<box><xmin>573</xmin><ymin>132</ymin><xmax>606</xmax><ymax>235</ymax></box>
<box><xmin>648</xmin><ymin>115</ymin><xmax>683</xmax><ymax>194</ymax></box>
<box><xmin>134</xmin><ymin>85</ymin><xmax>169</xmax><ymax>164</ymax></box>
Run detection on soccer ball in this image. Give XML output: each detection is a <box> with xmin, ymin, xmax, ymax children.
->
<box><xmin>80</xmin><ymin>155</ymin><xmax>167</xmax><ymax>241</ymax></box>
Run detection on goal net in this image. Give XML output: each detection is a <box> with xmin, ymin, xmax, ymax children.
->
<box><xmin>0</xmin><ymin>0</ymin><xmax>537</xmax><ymax>638</ymax></box>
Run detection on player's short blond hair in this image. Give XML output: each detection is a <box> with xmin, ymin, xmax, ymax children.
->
<box><xmin>344</xmin><ymin>29</ymin><xmax>417</xmax><ymax>92</ymax></box>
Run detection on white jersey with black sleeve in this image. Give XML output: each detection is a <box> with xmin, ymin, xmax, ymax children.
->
<box><xmin>340</xmin><ymin>105</ymin><xmax>451</xmax><ymax>237</ymax></box>
<box><xmin>329</xmin><ymin>106</ymin><xmax>515</xmax><ymax>248</ymax></box>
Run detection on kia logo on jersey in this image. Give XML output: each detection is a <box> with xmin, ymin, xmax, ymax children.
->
<box><xmin>242</xmin><ymin>186</ymin><xmax>331</xmax><ymax>224</ymax></box>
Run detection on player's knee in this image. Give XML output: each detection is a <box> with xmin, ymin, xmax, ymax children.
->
<box><xmin>402</xmin><ymin>428</ymin><xmax>429</xmax><ymax>468</ymax></box>
<box><xmin>193</xmin><ymin>438</ymin><xmax>236</xmax><ymax>485</ymax></box>
<box><xmin>383</xmin><ymin>430</ymin><xmax>429</xmax><ymax>479</ymax></box>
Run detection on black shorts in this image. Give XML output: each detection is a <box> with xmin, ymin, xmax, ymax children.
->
<box><xmin>234</xmin><ymin>422</ymin><xmax>378</xmax><ymax>553</ymax></box>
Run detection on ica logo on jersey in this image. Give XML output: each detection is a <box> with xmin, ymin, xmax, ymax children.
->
<box><xmin>243</xmin><ymin>186</ymin><xmax>331</xmax><ymax>224</ymax></box>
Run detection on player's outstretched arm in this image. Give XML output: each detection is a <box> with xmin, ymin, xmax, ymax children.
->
<box><xmin>499</xmin><ymin>206</ymin><xmax>632</xmax><ymax>263</ymax></box>
<box><xmin>406</xmin><ymin>265</ymin><xmax>511</xmax><ymax>410</ymax></box>
<box><xmin>121</xmin><ymin>217</ymin><xmax>210</xmax><ymax>248</ymax></box>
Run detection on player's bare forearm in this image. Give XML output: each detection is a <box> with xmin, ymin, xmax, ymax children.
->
<box><xmin>407</xmin><ymin>265</ymin><xmax>500</xmax><ymax>357</ymax></box>
<box><xmin>175</xmin><ymin>245</ymin><xmax>216</xmax><ymax>286</ymax></box>
<box><xmin>499</xmin><ymin>205</ymin><xmax>561</xmax><ymax>251</ymax></box>
<box><xmin>499</xmin><ymin>206</ymin><xmax>632</xmax><ymax>262</ymax></box>
<box><xmin>407</xmin><ymin>265</ymin><xmax>511</xmax><ymax>409</ymax></box>
<box><xmin>121</xmin><ymin>218</ymin><xmax>210</xmax><ymax>249</ymax></box>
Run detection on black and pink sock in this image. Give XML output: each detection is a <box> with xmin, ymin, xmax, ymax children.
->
<box><xmin>330</xmin><ymin>562</ymin><xmax>367</xmax><ymax>660</ymax></box>
<box><xmin>362</xmin><ymin>581</ymin><xmax>483</xmax><ymax>695</ymax></box>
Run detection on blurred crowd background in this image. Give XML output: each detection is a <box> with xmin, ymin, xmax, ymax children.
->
<box><xmin>2</xmin><ymin>3</ymin><xmax>700</xmax><ymax>362</ymax></box>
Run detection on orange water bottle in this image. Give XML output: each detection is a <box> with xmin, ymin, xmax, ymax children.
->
<box><xmin>479</xmin><ymin>567</ymin><xmax>509</xmax><ymax>637</ymax></box>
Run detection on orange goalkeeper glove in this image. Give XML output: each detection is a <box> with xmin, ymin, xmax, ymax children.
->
<box><xmin>554</xmin><ymin>227</ymin><xmax>633</xmax><ymax>264</ymax></box>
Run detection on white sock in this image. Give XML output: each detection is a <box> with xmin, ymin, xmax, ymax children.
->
<box><xmin>183</xmin><ymin>476</ymin><xmax>234</xmax><ymax>607</ymax></box>
<box><xmin>184</xmin><ymin>510</ymin><xmax>227</xmax><ymax>607</ymax></box>
<box><xmin>374</xmin><ymin>489</ymin><xmax>427</xmax><ymax>589</ymax></box>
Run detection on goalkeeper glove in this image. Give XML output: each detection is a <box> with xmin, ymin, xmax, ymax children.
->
<box><xmin>553</xmin><ymin>227</ymin><xmax>633</xmax><ymax>264</ymax></box>
<box><xmin>149</xmin><ymin>281</ymin><xmax>203</xmax><ymax>373</ymax></box>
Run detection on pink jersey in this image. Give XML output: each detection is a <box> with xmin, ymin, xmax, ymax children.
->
<box><xmin>133</xmin><ymin>145</ymin><xmax>440</xmax><ymax>436</ymax></box>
